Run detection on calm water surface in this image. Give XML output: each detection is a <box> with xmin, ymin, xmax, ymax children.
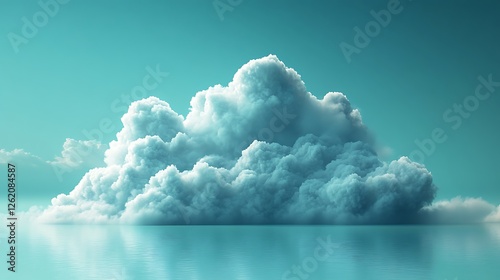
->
<box><xmin>1</xmin><ymin>224</ymin><xmax>500</xmax><ymax>279</ymax></box>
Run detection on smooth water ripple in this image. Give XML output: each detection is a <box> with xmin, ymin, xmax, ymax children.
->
<box><xmin>1</xmin><ymin>224</ymin><xmax>499</xmax><ymax>279</ymax></box>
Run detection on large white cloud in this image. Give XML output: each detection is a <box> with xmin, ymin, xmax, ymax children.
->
<box><xmin>36</xmin><ymin>55</ymin><xmax>498</xmax><ymax>224</ymax></box>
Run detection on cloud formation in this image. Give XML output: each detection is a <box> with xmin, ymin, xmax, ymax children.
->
<box><xmin>0</xmin><ymin>141</ymin><xmax>106</xmax><ymax>202</ymax></box>
<box><xmin>0</xmin><ymin>149</ymin><xmax>43</xmax><ymax>164</ymax></box>
<box><xmin>37</xmin><ymin>55</ymin><xmax>497</xmax><ymax>224</ymax></box>
<box><xmin>49</xmin><ymin>139</ymin><xmax>106</xmax><ymax>169</ymax></box>
<box><xmin>48</xmin><ymin>138</ymin><xmax>106</xmax><ymax>180</ymax></box>
<box><xmin>419</xmin><ymin>197</ymin><xmax>500</xmax><ymax>224</ymax></box>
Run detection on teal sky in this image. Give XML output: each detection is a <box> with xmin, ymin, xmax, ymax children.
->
<box><xmin>1</xmin><ymin>0</ymin><xmax>499</xmax><ymax>208</ymax></box>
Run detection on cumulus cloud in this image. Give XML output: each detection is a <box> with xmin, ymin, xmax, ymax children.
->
<box><xmin>48</xmin><ymin>138</ymin><xmax>106</xmax><ymax>181</ymax></box>
<box><xmin>49</xmin><ymin>138</ymin><xmax>106</xmax><ymax>169</ymax></box>
<box><xmin>419</xmin><ymin>197</ymin><xmax>499</xmax><ymax>224</ymax></box>
<box><xmin>49</xmin><ymin>139</ymin><xmax>106</xmax><ymax>177</ymax></box>
<box><xmin>485</xmin><ymin>206</ymin><xmax>500</xmax><ymax>222</ymax></box>
<box><xmin>36</xmin><ymin>55</ymin><xmax>497</xmax><ymax>224</ymax></box>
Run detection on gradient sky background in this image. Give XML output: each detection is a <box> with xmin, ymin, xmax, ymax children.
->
<box><xmin>0</xmin><ymin>0</ymin><xmax>499</xmax><ymax>210</ymax></box>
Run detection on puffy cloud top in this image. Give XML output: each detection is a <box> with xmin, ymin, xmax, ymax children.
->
<box><xmin>39</xmin><ymin>55</ymin><xmax>439</xmax><ymax>224</ymax></box>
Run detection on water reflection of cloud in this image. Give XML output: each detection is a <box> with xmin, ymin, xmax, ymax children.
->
<box><xmin>13</xmin><ymin>224</ymin><xmax>500</xmax><ymax>279</ymax></box>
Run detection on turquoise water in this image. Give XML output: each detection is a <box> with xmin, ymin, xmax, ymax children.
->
<box><xmin>1</xmin><ymin>224</ymin><xmax>500</xmax><ymax>279</ymax></box>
